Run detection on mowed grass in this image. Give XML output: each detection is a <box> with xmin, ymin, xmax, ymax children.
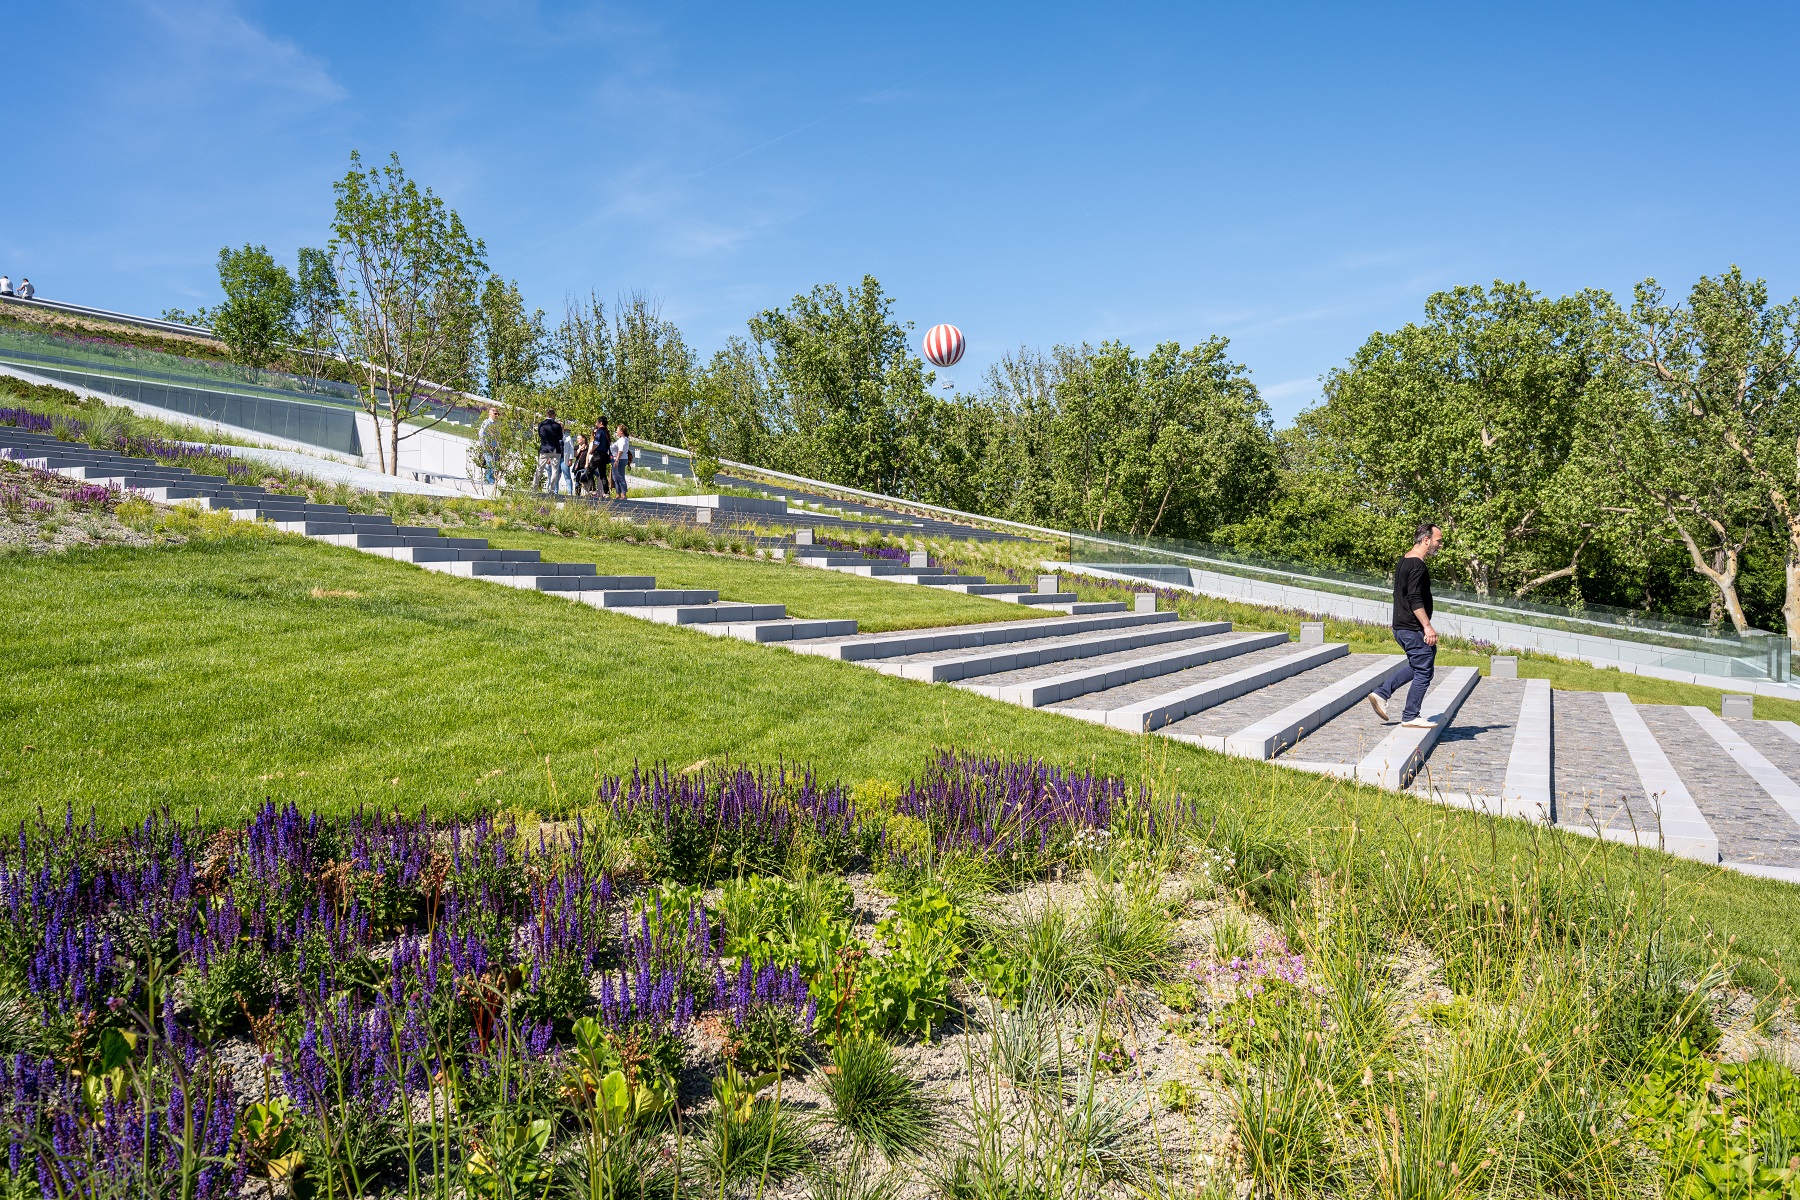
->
<box><xmin>480</xmin><ymin>530</ymin><xmax>1040</xmax><ymax>633</ymax></box>
<box><xmin>4</xmin><ymin>533</ymin><xmax>1800</xmax><ymax>989</ymax></box>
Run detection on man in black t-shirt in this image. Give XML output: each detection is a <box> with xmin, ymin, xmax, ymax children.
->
<box><xmin>534</xmin><ymin>409</ymin><xmax>565</xmax><ymax>495</ymax></box>
<box><xmin>1367</xmin><ymin>522</ymin><xmax>1443</xmax><ymax>727</ymax></box>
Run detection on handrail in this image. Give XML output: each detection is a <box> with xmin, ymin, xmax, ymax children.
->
<box><xmin>0</xmin><ymin>294</ymin><xmax>217</xmax><ymax>338</ymax></box>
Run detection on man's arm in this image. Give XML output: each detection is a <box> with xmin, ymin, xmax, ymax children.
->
<box><xmin>1414</xmin><ymin>606</ymin><xmax>1437</xmax><ymax>646</ymax></box>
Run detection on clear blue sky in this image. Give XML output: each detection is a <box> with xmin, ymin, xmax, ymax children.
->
<box><xmin>5</xmin><ymin>1</ymin><xmax>1798</xmax><ymax>424</ymax></box>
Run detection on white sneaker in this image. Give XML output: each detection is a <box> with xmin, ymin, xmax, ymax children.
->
<box><xmin>1367</xmin><ymin>694</ymin><xmax>1389</xmax><ymax>721</ymax></box>
<box><xmin>1401</xmin><ymin>716</ymin><xmax>1436</xmax><ymax>729</ymax></box>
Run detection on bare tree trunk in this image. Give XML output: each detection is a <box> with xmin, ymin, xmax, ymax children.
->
<box><xmin>1709</xmin><ymin>549</ymin><xmax>1725</xmax><ymax>626</ymax></box>
<box><xmin>1784</xmin><ymin>552</ymin><xmax>1800</xmax><ymax>652</ymax></box>
<box><xmin>1664</xmin><ymin>505</ymin><xmax>1750</xmax><ymax>632</ymax></box>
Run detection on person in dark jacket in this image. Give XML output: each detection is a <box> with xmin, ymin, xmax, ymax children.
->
<box><xmin>1367</xmin><ymin>522</ymin><xmax>1444</xmax><ymax>728</ymax></box>
<box><xmin>534</xmin><ymin>409</ymin><xmax>565</xmax><ymax>495</ymax></box>
<box><xmin>592</xmin><ymin>418</ymin><xmax>613</xmax><ymax>498</ymax></box>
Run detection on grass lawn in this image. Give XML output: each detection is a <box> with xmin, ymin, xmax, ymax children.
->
<box><xmin>482</xmin><ymin>529</ymin><xmax>1041</xmax><ymax>633</ymax></box>
<box><xmin>3</xmin><ymin>531</ymin><xmax>1799</xmax><ymax>990</ymax></box>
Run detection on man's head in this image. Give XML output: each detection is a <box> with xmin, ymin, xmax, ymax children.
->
<box><xmin>1414</xmin><ymin>522</ymin><xmax>1443</xmax><ymax>557</ymax></box>
<box><xmin>545</xmin><ymin>407</ymin><xmax>556</xmax><ymax>419</ymax></box>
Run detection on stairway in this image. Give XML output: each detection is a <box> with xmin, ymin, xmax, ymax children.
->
<box><xmin>791</xmin><ymin>609</ymin><xmax>1800</xmax><ymax>881</ymax></box>
<box><xmin>791</xmin><ymin>550</ymin><xmax>1127</xmax><ymax>614</ymax></box>
<box><xmin>0</xmin><ymin>429</ymin><xmax>855</xmax><ymax>644</ymax></box>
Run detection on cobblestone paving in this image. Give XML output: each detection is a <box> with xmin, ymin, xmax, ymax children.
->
<box><xmin>1408</xmin><ymin>679</ymin><xmax>1525</xmax><ymax>800</ymax></box>
<box><xmin>1028</xmin><ymin>641</ymin><xmax>1307</xmax><ymax>708</ymax></box>
<box><xmin>1643</xmin><ymin>708</ymin><xmax>1800</xmax><ymax>866</ymax></box>
<box><xmin>1276</xmin><ymin>665</ymin><xmax>1419</xmax><ymax>766</ymax></box>
<box><xmin>865</xmin><ymin>620</ymin><xmax>1220</xmax><ymax>667</ymax></box>
<box><xmin>1551</xmin><ymin>691</ymin><xmax>1654</xmax><ymax>834</ymax></box>
<box><xmin>1729</xmin><ymin>719</ymin><xmax>1800</xmax><ymax>790</ymax></box>
<box><xmin>785</xmin><ymin>613</ymin><xmax>1067</xmax><ymax>650</ymax></box>
<box><xmin>955</xmin><ymin>633</ymin><xmax>1289</xmax><ymax>691</ymax></box>
<box><xmin>1143</xmin><ymin>653</ymin><xmax>1394</xmax><ymax>740</ymax></box>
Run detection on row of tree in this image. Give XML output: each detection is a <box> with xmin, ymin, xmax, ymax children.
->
<box><xmin>177</xmin><ymin>153</ymin><xmax>1800</xmax><ymax>641</ymax></box>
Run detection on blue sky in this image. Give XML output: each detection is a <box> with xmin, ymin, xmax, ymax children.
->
<box><xmin>5</xmin><ymin>1</ymin><xmax>1798</xmax><ymax>424</ymax></box>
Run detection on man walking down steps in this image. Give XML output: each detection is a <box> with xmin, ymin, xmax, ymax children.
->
<box><xmin>1368</xmin><ymin>521</ymin><xmax>1444</xmax><ymax>729</ymax></box>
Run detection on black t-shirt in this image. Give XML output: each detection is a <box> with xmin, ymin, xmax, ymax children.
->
<box><xmin>536</xmin><ymin>418</ymin><xmax>564</xmax><ymax>455</ymax></box>
<box><xmin>1392</xmin><ymin>556</ymin><xmax>1432</xmax><ymax>631</ymax></box>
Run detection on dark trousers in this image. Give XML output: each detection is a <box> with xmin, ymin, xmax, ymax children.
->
<box><xmin>1374</xmin><ymin>627</ymin><xmax>1435</xmax><ymax>721</ymax></box>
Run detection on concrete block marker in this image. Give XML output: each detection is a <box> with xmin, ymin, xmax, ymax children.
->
<box><xmin>969</xmin><ymin>629</ymin><xmax>1292</xmax><ymax>706</ymax></box>
<box><xmin>1219</xmin><ymin>656</ymin><xmax>1399</xmax><ymax>759</ymax></box>
<box><xmin>1491</xmin><ymin>656</ymin><xmax>1519</xmax><ymax>681</ymax></box>
<box><xmin>1603</xmin><ymin>692</ymin><xmax>1720</xmax><ymax>863</ymax></box>
<box><xmin>1499</xmin><ymin>679</ymin><xmax>1553</xmax><ymax>821</ymax></box>
<box><xmin>1136</xmin><ymin>593</ymin><xmax>1158</xmax><ymax>614</ymax></box>
<box><xmin>1068</xmin><ymin>642</ymin><xmax>1348</xmax><ymax>733</ymax></box>
<box><xmin>1036</xmin><ymin>574</ymin><xmax>1060</xmax><ymax>595</ymax></box>
<box><xmin>1351</xmin><ymin>666</ymin><xmax>1481</xmax><ymax>790</ymax></box>
<box><xmin>909</xmin><ymin>551</ymin><xmax>929</xmax><ymax>569</ymax></box>
<box><xmin>795</xmin><ymin>528</ymin><xmax>813</xmax><ymax>546</ymax></box>
<box><xmin>1684</xmin><ymin>707</ymin><xmax>1800</xmax><ymax>830</ymax></box>
<box><xmin>1300</xmin><ymin>621</ymin><xmax>1324</xmax><ymax>646</ymax></box>
<box><xmin>1721</xmin><ymin>694</ymin><xmax>1755</xmax><ymax>719</ymax></box>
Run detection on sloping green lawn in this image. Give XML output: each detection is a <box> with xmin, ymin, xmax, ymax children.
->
<box><xmin>2</xmin><ymin>532</ymin><xmax>1797</xmax><ymax>990</ymax></box>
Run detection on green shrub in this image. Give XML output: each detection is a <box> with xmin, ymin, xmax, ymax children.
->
<box><xmin>820</xmin><ymin>1035</ymin><xmax>934</xmax><ymax>1158</ymax></box>
<box><xmin>185</xmin><ymin>948</ymin><xmax>276</xmax><ymax>1041</ymax></box>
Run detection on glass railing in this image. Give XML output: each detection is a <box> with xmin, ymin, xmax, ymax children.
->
<box><xmin>1068</xmin><ymin>529</ymin><xmax>1792</xmax><ymax>683</ymax></box>
<box><xmin>0</xmin><ymin>322</ymin><xmax>481</xmax><ymax>434</ymax></box>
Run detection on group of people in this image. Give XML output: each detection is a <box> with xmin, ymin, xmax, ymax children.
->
<box><xmin>512</xmin><ymin>408</ymin><xmax>634</xmax><ymax>498</ymax></box>
<box><xmin>0</xmin><ymin>276</ymin><xmax>36</xmax><ymax>299</ymax></box>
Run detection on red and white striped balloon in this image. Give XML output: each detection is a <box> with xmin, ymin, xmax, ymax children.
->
<box><xmin>922</xmin><ymin>324</ymin><xmax>966</xmax><ymax>368</ymax></box>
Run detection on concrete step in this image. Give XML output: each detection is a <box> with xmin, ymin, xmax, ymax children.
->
<box><xmin>606</xmin><ymin>602</ymin><xmax>788</xmax><ymax>625</ymax></box>
<box><xmin>896</xmin><ymin>574</ymin><xmax>986</xmax><ymax>586</ymax></box>
<box><xmin>321</xmin><ymin>533</ymin><xmax>489</xmax><ymax>550</ymax></box>
<box><xmin>1125</xmin><ymin>653</ymin><xmax>1397</xmax><ymax>754</ymax></box>
<box><xmin>1059</xmin><ymin>643</ymin><xmax>1351</xmax><ymax>733</ymax></box>
<box><xmin>1033</xmin><ymin>601</ymin><xmax>1129</xmax><ymax>615</ymax></box>
<box><xmin>581</xmin><ymin>589</ymin><xmax>721</xmax><ymax>607</ymax></box>
<box><xmin>997</xmin><ymin>592</ymin><xmax>1082</xmax><ymax>605</ymax></box>
<box><xmin>828</xmin><ymin>563</ymin><xmax>950</xmax><ymax>578</ymax></box>
<box><xmin>371</xmin><ymin>546</ymin><xmax>537</xmax><ymax>564</ymax></box>
<box><xmin>697</xmin><ymin>617</ymin><xmax>861</xmax><ymax>643</ymax></box>
<box><xmin>937</xmin><ymin>583</ymin><xmax>1031</xmax><ymax>596</ymax></box>
<box><xmin>1274</xmin><ymin>666</ymin><xmax>1480</xmax><ymax>789</ymax></box>
<box><xmin>789</xmin><ymin>610</ymin><xmax>1179</xmax><ymax>662</ymax></box>
<box><xmin>435</xmin><ymin>560</ymin><xmax>601</xmax><ymax>577</ymax></box>
<box><xmin>871</xmin><ymin>620</ymin><xmax>1233</xmax><ymax>684</ymax></box>
<box><xmin>482</xmin><ymin>573</ymin><xmax>648</xmax><ymax>592</ymax></box>
<box><xmin>963</xmin><ymin>629</ymin><xmax>1292</xmax><ymax>707</ymax></box>
<box><xmin>793</xmin><ymin>553</ymin><xmax>877</xmax><ymax>566</ymax></box>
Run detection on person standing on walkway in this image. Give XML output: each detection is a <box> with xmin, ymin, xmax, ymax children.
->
<box><xmin>592</xmin><ymin>417</ymin><xmax>612</xmax><ymax>498</ymax></box>
<box><xmin>535</xmin><ymin>408</ymin><xmax>565</xmax><ymax>496</ymax></box>
<box><xmin>559</xmin><ymin>423</ymin><xmax>577</xmax><ymax>495</ymax></box>
<box><xmin>610</xmin><ymin>424</ymin><xmax>631</xmax><ymax>499</ymax></box>
<box><xmin>0</xmin><ymin>276</ymin><xmax>12</xmax><ymax>296</ymax></box>
<box><xmin>16</xmin><ymin>278</ymin><xmax>33</xmax><ymax>300</ymax></box>
<box><xmin>473</xmin><ymin>406</ymin><xmax>501</xmax><ymax>495</ymax></box>
<box><xmin>1368</xmin><ymin>522</ymin><xmax>1443</xmax><ymax>728</ymax></box>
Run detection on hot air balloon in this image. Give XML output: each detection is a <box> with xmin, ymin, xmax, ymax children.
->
<box><xmin>922</xmin><ymin>324</ymin><xmax>966</xmax><ymax>368</ymax></box>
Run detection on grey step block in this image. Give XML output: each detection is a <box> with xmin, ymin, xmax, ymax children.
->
<box><xmin>379</xmin><ymin>546</ymin><xmax>530</xmax><ymax>563</ymax></box>
<box><xmin>939</xmin><ymin>583</ymin><xmax>1031</xmax><ymax>596</ymax></box>
<box><xmin>608</xmin><ymin>602</ymin><xmax>788</xmax><ymax>625</ymax></box>
<box><xmin>286</xmin><ymin>522</ymin><xmax>364</xmax><ymax>535</ymax></box>
<box><xmin>878</xmin><ymin>620</ymin><xmax>1234</xmax><ymax>684</ymax></box>
<box><xmin>1351</xmin><ymin>666</ymin><xmax>1482</xmax><ymax>790</ymax></box>
<box><xmin>793</xmin><ymin>554</ymin><xmax>868</xmax><ymax>566</ymax></box>
<box><xmin>967</xmin><ymin>629</ymin><xmax>1292</xmax><ymax>706</ymax></box>
<box><xmin>1037</xmin><ymin>601</ymin><xmax>1129</xmax><ymax>615</ymax></box>
<box><xmin>1066</xmin><ymin>643</ymin><xmax>1351</xmax><ymax>733</ymax></box>
<box><xmin>796</xmin><ymin>610</ymin><xmax>1181</xmax><ymax>662</ymax></box>
<box><xmin>325</xmin><ymin>533</ymin><xmax>489</xmax><ymax>550</ymax></box>
<box><xmin>391</xmin><ymin>525</ymin><xmax>442</xmax><ymax>537</ymax></box>
<box><xmin>698</xmin><ymin>618</ymin><xmax>861</xmax><ymax>642</ymax></box>
<box><xmin>999</xmin><ymin>592</ymin><xmax>1081</xmax><ymax>605</ymax></box>
<box><xmin>1498</xmin><ymin>679</ymin><xmax>1554</xmax><ymax>820</ymax></box>
<box><xmin>831</xmin><ymin>563</ymin><xmax>948</xmax><ymax>577</ymax></box>
<box><xmin>900</xmin><ymin>574</ymin><xmax>986</xmax><ymax>586</ymax></box>
<box><xmin>1217</xmin><ymin>656</ymin><xmax>1401</xmax><ymax>758</ymax></box>
<box><xmin>582</xmin><ymin>589</ymin><xmax>720</xmax><ymax>606</ymax></box>
<box><xmin>444</xmin><ymin>560</ymin><xmax>599</xmax><ymax>577</ymax></box>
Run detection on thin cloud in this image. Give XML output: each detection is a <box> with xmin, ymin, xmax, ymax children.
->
<box><xmin>135</xmin><ymin>0</ymin><xmax>346</xmax><ymax>108</ymax></box>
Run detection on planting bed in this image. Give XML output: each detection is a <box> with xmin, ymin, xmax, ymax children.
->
<box><xmin>4</xmin><ymin>751</ymin><xmax>1800</xmax><ymax>1199</ymax></box>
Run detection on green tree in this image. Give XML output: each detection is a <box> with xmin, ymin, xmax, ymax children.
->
<box><xmin>1048</xmin><ymin>339</ymin><xmax>1275</xmax><ymax>539</ymax></box>
<box><xmin>292</xmin><ymin>246</ymin><xmax>340</xmax><ymax>385</ymax></box>
<box><xmin>1619</xmin><ymin>268</ymin><xmax>1800</xmax><ymax>641</ymax></box>
<box><xmin>479</xmin><ymin>275</ymin><xmax>548</xmax><ymax>399</ymax></box>
<box><xmin>1302</xmin><ymin>282</ymin><xmax>1613</xmax><ymax>597</ymax></box>
<box><xmin>212</xmin><ymin>244</ymin><xmax>296</xmax><ymax>372</ymax></box>
<box><xmin>327</xmin><ymin>151</ymin><xmax>487</xmax><ymax>473</ymax></box>
<box><xmin>749</xmin><ymin>275</ymin><xmax>926</xmax><ymax>492</ymax></box>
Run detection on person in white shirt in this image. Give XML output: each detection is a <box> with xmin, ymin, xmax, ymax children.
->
<box><xmin>16</xmin><ymin>279</ymin><xmax>33</xmax><ymax>300</ymax></box>
<box><xmin>0</xmin><ymin>276</ymin><xmax>12</xmax><ymax>296</ymax></box>
<box><xmin>610</xmin><ymin>425</ymin><xmax>631</xmax><ymax>498</ymax></box>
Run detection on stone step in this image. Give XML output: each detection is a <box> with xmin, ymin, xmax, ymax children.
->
<box><xmin>936</xmin><ymin>583</ymin><xmax>1031</xmax><ymax>596</ymax></box>
<box><xmin>321</xmin><ymin>533</ymin><xmax>489</xmax><ymax>550</ymax></box>
<box><xmin>868</xmin><ymin>620</ymin><xmax>1231</xmax><ymax>684</ymax></box>
<box><xmin>581</xmin><ymin>588</ymin><xmax>721</xmax><ymax>607</ymax></box>
<box><xmin>1060</xmin><ymin>643</ymin><xmax>1350</xmax><ymax>733</ymax></box>
<box><xmin>789</xmin><ymin>610</ymin><xmax>1179</xmax><ymax>662</ymax></box>
<box><xmin>371</xmin><ymin>546</ymin><xmax>537</xmax><ymax>564</ymax></box>
<box><xmin>1033</xmin><ymin>601</ymin><xmax>1129</xmax><ymax>615</ymax></box>
<box><xmin>605</xmin><ymin>602</ymin><xmax>788</xmax><ymax>625</ymax></box>
<box><xmin>1141</xmin><ymin>653</ymin><xmax>1397</xmax><ymax>754</ymax></box>
<box><xmin>828</xmin><ymin>563</ymin><xmax>950</xmax><ymax>578</ymax></box>
<box><xmin>204</xmin><ymin>495</ymin><xmax>314</xmax><ymax>511</ymax></box>
<box><xmin>1274</xmin><ymin>665</ymin><xmax>1480</xmax><ymax>788</ymax></box>
<box><xmin>1580</xmin><ymin>695</ymin><xmax>1719</xmax><ymax>863</ymax></box>
<box><xmin>962</xmin><ymin>629</ymin><xmax>1292</xmax><ymax>707</ymax></box>
<box><xmin>695</xmin><ymin>617</ymin><xmax>861</xmax><ymax>643</ymax></box>
<box><xmin>436</xmin><ymin>560</ymin><xmax>602</xmax><ymax>577</ymax></box>
<box><xmin>996</xmin><ymin>592</ymin><xmax>1082</xmax><ymax>605</ymax></box>
<box><xmin>894</xmin><ymin>574</ymin><xmax>986</xmax><ymax>586</ymax></box>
